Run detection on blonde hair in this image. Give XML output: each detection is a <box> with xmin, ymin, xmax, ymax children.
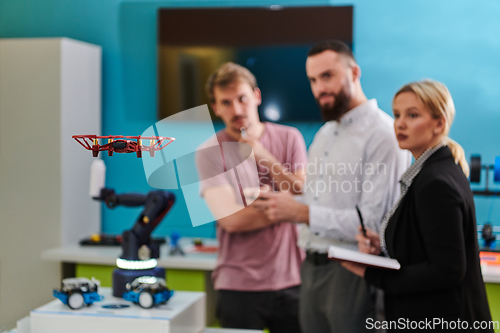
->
<box><xmin>394</xmin><ymin>80</ymin><xmax>469</xmax><ymax>177</ymax></box>
<box><xmin>205</xmin><ymin>62</ymin><xmax>257</xmax><ymax>104</ymax></box>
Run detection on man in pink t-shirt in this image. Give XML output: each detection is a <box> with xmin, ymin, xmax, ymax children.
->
<box><xmin>195</xmin><ymin>62</ymin><xmax>307</xmax><ymax>333</ymax></box>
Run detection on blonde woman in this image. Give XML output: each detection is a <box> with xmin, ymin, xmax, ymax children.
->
<box><xmin>342</xmin><ymin>80</ymin><xmax>493</xmax><ymax>332</ymax></box>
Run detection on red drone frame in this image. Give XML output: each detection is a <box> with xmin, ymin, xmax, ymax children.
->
<box><xmin>72</xmin><ymin>135</ymin><xmax>175</xmax><ymax>158</ymax></box>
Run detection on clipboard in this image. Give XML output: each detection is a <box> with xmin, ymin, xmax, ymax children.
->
<box><xmin>328</xmin><ymin>245</ymin><xmax>401</xmax><ymax>270</ymax></box>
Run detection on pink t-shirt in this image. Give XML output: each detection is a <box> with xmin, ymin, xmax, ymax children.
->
<box><xmin>196</xmin><ymin>122</ymin><xmax>307</xmax><ymax>291</ymax></box>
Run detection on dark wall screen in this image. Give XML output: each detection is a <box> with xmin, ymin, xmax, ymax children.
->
<box><xmin>157</xmin><ymin>6</ymin><xmax>353</xmax><ymax>122</ymax></box>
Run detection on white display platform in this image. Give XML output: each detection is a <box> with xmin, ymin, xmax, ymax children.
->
<box><xmin>30</xmin><ymin>288</ymin><xmax>205</xmax><ymax>333</ymax></box>
<box><xmin>481</xmin><ymin>263</ymin><xmax>500</xmax><ymax>283</ymax></box>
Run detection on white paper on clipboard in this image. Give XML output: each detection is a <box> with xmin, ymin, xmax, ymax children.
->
<box><xmin>328</xmin><ymin>245</ymin><xmax>401</xmax><ymax>270</ymax></box>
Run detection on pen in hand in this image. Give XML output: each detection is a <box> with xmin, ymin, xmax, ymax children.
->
<box><xmin>355</xmin><ymin>205</ymin><xmax>371</xmax><ymax>249</ymax></box>
<box><xmin>240</xmin><ymin>127</ymin><xmax>248</xmax><ymax>139</ymax></box>
<box><xmin>355</xmin><ymin>205</ymin><xmax>367</xmax><ymax>238</ymax></box>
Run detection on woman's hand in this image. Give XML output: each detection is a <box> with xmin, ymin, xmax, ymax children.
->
<box><xmin>355</xmin><ymin>227</ymin><xmax>381</xmax><ymax>255</ymax></box>
<box><xmin>341</xmin><ymin>261</ymin><xmax>367</xmax><ymax>278</ymax></box>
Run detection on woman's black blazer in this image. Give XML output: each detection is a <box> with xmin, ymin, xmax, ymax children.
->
<box><xmin>365</xmin><ymin>146</ymin><xmax>493</xmax><ymax>331</ymax></box>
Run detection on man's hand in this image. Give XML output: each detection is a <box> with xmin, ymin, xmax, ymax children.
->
<box><xmin>252</xmin><ymin>191</ymin><xmax>309</xmax><ymax>223</ymax></box>
<box><xmin>239</xmin><ymin>134</ymin><xmax>305</xmax><ymax>195</ymax></box>
<box><xmin>239</xmin><ymin>136</ymin><xmax>274</xmax><ymax>162</ymax></box>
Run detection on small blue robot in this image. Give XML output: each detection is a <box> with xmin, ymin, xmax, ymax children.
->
<box><xmin>482</xmin><ymin>223</ymin><xmax>497</xmax><ymax>250</ymax></box>
<box><xmin>123</xmin><ymin>276</ymin><xmax>173</xmax><ymax>309</ymax></box>
<box><xmin>53</xmin><ymin>277</ymin><xmax>103</xmax><ymax>310</ymax></box>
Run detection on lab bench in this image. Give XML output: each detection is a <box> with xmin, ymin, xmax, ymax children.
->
<box><xmin>41</xmin><ymin>238</ymin><xmax>218</xmax><ymax>325</ymax></box>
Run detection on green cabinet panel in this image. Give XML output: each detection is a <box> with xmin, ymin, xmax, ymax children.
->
<box><xmin>486</xmin><ymin>283</ymin><xmax>500</xmax><ymax>332</ymax></box>
<box><xmin>166</xmin><ymin>269</ymin><xmax>206</xmax><ymax>292</ymax></box>
<box><xmin>75</xmin><ymin>264</ymin><xmax>205</xmax><ymax>292</ymax></box>
<box><xmin>76</xmin><ymin>264</ymin><xmax>116</xmax><ymax>287</ymax></box>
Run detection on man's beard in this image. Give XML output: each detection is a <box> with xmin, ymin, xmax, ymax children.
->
<box><xmin>317</xmin><ymin>84</ymin><xmax>352</xmax><ymax>122</ymax></box>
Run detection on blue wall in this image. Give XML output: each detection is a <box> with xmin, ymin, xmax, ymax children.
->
<box><xmin>2</xmin><ymin>0</ymin><xmax>500</xmax><ymax>238</ymax></box>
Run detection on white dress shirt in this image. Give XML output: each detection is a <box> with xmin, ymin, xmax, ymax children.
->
<box><xmin>298</xmin><ymin>99</ymin><xmax>411</xmax><ymax>252</ymax></box>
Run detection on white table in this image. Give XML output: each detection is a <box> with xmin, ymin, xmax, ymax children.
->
<box><xmin>41</xmin><ymin>239</ymin><xmax>219</xmax><ymax>324</ymax></box>
<box><xmin>482</xmin><ymin>263</ymin><xmax>500</xmax><ymax>283</ymax></box>
<box><xmin>41</xmin><ymin>240</ymin><xmax>218</xmax><ymax>271</ymax></box>
<box><xmin>29</xmin><ymin>288</ymin><xmax>205</xmax><ymax>333</ymax></box>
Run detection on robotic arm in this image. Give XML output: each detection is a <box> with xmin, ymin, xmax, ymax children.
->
<box><xmin>94</xmin><ymin>188</ymin><xmax>175</xmax><ymax>261</ymax></box>
<box><xmin>80</xmin><ymin>145</ymin><xmax>177</xmax><ymax>298</ymax></box>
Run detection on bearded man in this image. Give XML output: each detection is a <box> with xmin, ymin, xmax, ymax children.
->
<box><xmin>253</xmin><ymin>40</ymin><xmax>410</xmax><ymax>333</ymax></box>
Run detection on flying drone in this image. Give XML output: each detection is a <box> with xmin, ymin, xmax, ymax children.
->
<box><xmin>72</xmin><ymin>135</ymin><xmax>175</xmax><ymax>158</ymax></box>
